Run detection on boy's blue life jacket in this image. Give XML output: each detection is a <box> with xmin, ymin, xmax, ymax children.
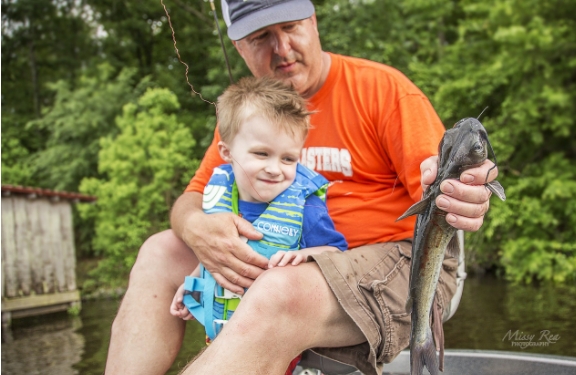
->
<box><xmin>183</xmin><ymin>163</ymin><xmax>328</xmax><ymax>340</ymax></box>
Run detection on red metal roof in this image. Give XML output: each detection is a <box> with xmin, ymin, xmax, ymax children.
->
<box><xmin>1</xmin><ymin>185</ymin><xmax>97</xmax><ymax>202</ymax></box>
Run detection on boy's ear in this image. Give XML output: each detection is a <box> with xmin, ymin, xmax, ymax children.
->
<box><xmin>218</xmin><ymin>141</ymin><xmax>233</xmax><ymax>163</ymax></box>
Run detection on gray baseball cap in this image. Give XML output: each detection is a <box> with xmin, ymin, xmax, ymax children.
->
<box><xmin>221</xmin><ymin>0</ymin><xmax>315</xmax><ymax>41</ymax></box>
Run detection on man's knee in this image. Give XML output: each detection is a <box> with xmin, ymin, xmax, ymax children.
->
<box><xmin>244</xmin><ymin>264</ymin><xmax>321</xmax><ymax>318</ymax></box>
<box><xmin>129</xmin><ymin>230</ymin><xmax>197</xmax><ymax>282</ymax></box>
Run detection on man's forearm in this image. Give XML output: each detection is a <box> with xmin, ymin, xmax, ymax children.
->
<box><xmin>170</xmin><ymin>191</ymin><xmax>204</xmax><ymax>241</ymax></box>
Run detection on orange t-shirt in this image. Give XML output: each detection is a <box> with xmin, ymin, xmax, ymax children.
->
<box><xmin>186</xmin><ymin>53</ymin><xmax>445</xmax><ymax>249</ymax></box>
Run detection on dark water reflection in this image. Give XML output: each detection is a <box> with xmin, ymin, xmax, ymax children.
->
<box><xmin>2</xmin><ymin>276</ymin><xmax>575</xmax><ymax>374</ymax></box>
<box><xmin>444</xmin><ymin>276</ymin><xmax>576</xmax><ymax>355</ymax></box>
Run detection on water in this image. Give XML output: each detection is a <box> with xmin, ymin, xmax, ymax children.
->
<box><xmin>2</xmin><ymin>276</ymin><xmax>575</xmax><ymax>374</ymax></box>
<box><xmin>1</xmin><ymin>299</ymin><xmax>205</xmax><ymax>375</ymax></box>
<box><xmin>443</xmin><ymin>276</ymin><xmax>576</xmax><ymax>355</ymax></box>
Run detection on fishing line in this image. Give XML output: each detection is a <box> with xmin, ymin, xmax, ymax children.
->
<box><xmin>228</xmin><ymin>152</ymin><xmax>271</xmax><ymax>204</ymax></box>
<box><xmin>484</xmin><ymin>139</ymin><xmax>499</xmax><ymax>184</ymax></box>
<box><xmin>476</xmin><ymin>107</ymin><xmax>498</xmax><ymax>184</ymax></box>
<box><xmin>161</xmin><ymin>0</ymin><xmax>216</xmax><ymax>107</ymax></box>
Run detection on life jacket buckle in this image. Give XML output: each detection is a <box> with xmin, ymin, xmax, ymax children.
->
<box><xmin>215</xmin><ymin>287</ymin><xmax>242</xmax><ymax>300</ymax></box>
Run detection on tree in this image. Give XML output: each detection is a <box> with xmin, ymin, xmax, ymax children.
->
<box><xmin>86</xmin><ymin>0</ymin><xmax>221</xmax><ymax>157</ymax></box>
<box><xmin>26</xmin><ymin>64</ymin><xmax>150</xmax><ymax>192</ymax></box>
<box><xmin>317</xmin><ymin>0</ymin><xmax>576</xmax><ymax>283</ymax></box>
<box><xmin>1</xmin><ymin>0</ymin><xmax>97</xmax><ymax>187</ymax></box>
<box><xmin>411</xmin><ymin>0</ymin><xmax>576</xmax><ymax>283</ymax></box>
<box><xmin>79</xmin><ymin>88</ymin><xmax>198</xmax><ymax>286</ymax></box>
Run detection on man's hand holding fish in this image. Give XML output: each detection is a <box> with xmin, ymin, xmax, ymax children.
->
<box><xmin>421</xmin><ymin>156</ymin><xmax>498</xmax><ymax>231</ymax></box>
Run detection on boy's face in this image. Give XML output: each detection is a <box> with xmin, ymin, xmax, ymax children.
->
<box><xmin>218</xmin><ymin>115</ymin><xmax>305</xmax><ymax>203</ymax></box>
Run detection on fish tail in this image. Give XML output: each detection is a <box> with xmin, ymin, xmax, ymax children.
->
<box><xmin>410</xmin><ymin>330</ymin><xmax>439</xmax><ymax>375</ymax></box>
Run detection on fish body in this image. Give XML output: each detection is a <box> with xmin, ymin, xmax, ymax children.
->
<box><xmin>398</xmin><ymin>118</ymin><xmax>506</xmax><ymax>375</ymax></box>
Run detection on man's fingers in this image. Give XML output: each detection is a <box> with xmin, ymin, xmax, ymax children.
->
<box><xmin>211</xmin><ymin>271</ymin><xmax>251</xmax><ymax>294</ymax></box>
<box><xmin>460</xmin><ymin>159</ymin><xmax>499</xmax><ymax>185</ymax></box>
<box><xmin>234</xmin><ymin>217</ymin><xmax>269</xmax><ymax>269</ymax></box>
<box><xmin>436</xmin><ymin>194</ymin><xmax>490</xmax><ymax>218</ymax></box>
<box><xmin>440</xmin><ymin>180</ymin><xmax>492</xmax><ymax>205</ymax></box>
<box><xmin>235</xmin><ymin>215</ymin><xmax>264</xmax><ymax>241</ymax></box>
<box><xmin>236</xmin><ymin>246</ymin><xmax>269</xmax><ymax>270</ymax></box>
<box><xmin>444</xmin><ymin>213</ymin><xmax>485</xmax><ymax>232</ymax></box>
<box><xmin>436</xmin><ymin>183</ymin><xmax>490</xmax><ymax>232</ymax></box>
<box><xmin>186</xmin><ymin>212</ymin><xmax>268</xmax><ymax>289</ymax></box>
<box><xmin>420</xmin><ymin>155</ymin><xmax>439</xmax><ymax>191</ymax></box>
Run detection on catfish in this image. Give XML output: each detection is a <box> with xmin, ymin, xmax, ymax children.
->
<box><xmin>398</xmin><ymin>117</ymin><xmax>506</xmax><ymax>375</ymax></box>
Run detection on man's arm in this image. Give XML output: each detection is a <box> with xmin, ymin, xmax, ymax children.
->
<box><xmin>421</xmin><ymin>157</ymin><xmax>497</xmax><ymax>231</ymax></box>
<box><xmin>170</xmin><ymin>191</ymin><xmax>268</xmax><ymax>294</ymax></box>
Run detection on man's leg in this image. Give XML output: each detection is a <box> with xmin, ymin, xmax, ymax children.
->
<box><xmin>105</xmin><ymin>230</ymin><xmax>199</xmax><ymax>375</ymax></box>
<box><xmin>182</xmin><ymin>262</ymin><xmax>366</xmax><ymax>375</ymax></box>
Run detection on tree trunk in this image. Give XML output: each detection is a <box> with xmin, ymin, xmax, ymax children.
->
<box><xmin>28</xmin><ymin>28</ymin><xmax>41</xmax><ymax>118</ymax></box>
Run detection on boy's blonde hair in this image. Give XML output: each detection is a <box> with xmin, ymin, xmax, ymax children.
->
<box><xmin>217</xmin><ymin>77</ymin><xmax>312</xmax><ymax>144</ymax></box>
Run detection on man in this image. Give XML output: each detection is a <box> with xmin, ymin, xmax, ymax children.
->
<box><xmin>104</xmin><ymin>0</ymin><xmax>497</xmax><ymax>374</ymax></box>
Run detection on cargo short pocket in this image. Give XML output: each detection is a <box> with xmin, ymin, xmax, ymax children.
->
<box><xmin>358</xmin><ymin>241</ymin><xmax>413</xmax><ymax>363</ymax></box>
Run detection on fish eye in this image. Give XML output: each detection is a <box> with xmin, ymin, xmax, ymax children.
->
<box><xmin>473</xmin><ymin>142</ymin><xmax>484</xmax><ymax>153</ymax></box>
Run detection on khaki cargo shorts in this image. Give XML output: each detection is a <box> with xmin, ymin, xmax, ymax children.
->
<box><xmin>308</xmin><ymin>241</ymin><xmax>458</xmax><ymax>375</ymax></box>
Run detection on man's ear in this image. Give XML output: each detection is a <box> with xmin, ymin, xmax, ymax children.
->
<box><xmin>218</xmin><ymin>141</ymin><xmax>233</xmax><ymax>163</ymax></box>
<box><xmin>232</xmin><ymin>40</ymin><xmax>244</xmax><ymax>58</ymax></box>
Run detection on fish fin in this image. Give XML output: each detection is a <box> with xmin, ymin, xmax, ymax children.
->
<box><xmin>446</xmin><ymin>234</ymin><xmax>460</xmax><ymax>259</ymax></box>
<box><xmin>410</xmin><ymin>330</ymin><xmax>439</xmax><ymax>375</ymax></box>
<box><xmin>397</xmin><ymin>198</ymin><xmax>430</xmax><ymax>221</ymax></box>
<box><xmin>486</xmin><ymin>180</ymin><xmax>506</xmax><ymax>201</ymax></box>
<box><xmin>405</xmin><ymin>296</ymin><xmax>413</xmax><ymax>314</ymax></box>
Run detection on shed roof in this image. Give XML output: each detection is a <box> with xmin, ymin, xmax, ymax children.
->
<box><xmin>1</xmin><ymin>185</ymin><xmax>97</xmax><ymax>203</ymax></box>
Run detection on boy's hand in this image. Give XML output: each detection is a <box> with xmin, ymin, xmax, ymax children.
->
<box><xmin>170</xmin><ymin>283</ymin><xmax>194</xmax><ymax>321</ymax></box>
<box><xmin>268</xmin><ymin>250</ymin><xmax>307</xmax><ymax>268</ymax></box>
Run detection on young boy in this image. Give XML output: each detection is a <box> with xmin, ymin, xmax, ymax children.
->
<box><xmin>170</xmin><ymin>77</ymin><xmax>347</xmax><ymax>335</ymax></box>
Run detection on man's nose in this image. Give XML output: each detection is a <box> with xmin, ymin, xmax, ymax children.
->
<box><xmin>272</xmin><ymin>32</ymin><xmax>291</xmax><ymax>57</ymax></box>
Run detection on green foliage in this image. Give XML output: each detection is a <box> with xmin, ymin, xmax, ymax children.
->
<box><xmin>85</xmin><ymin>0</ymin><xmax>219</xmax><ymax>158</ymax></box>
<box><xmin>3</xmin><ymin>0</ymin><xmax>576</xmax><ymax>285</ymax></box>
<box><xmin>414</xmin><ymin>0</ymin><xmax>576</xmax><ymax>283</ymax></box>
<box><xmin>1</xmin><ymin>121</ymin><xmax>33</xmax><ymax>186</ymax></box>
<box><xmin>484</xmin><ymin>154</ymin><xmax>576</xmax><ymax>283</ymax></box>
<box><xmin>1</xmin><ymin>0</ymin><xmax>97</xmax><ymax>118</ymax></box>
<box><xmin>67</xmin><ymin>303</ymin><xmax>82</xmax><ymax>316</ymax></box>
<box><xmin>315</xmin><ymin>0</ymin><xmax>461</xmax><ymax>73</ymax></box>
<box><xmin>79</xmin><ymin>88</ymin><xmax>199</xmax><ymax>286</ymax></box>
<box><xmin>316</xmin><ymin>0</ymin><xmax>408</xmax><ymax>67</ymax></box>
<box><xmin>26</xmin><ymin>64</ymin><xmax>150</xmax><ymax>192</ymax></box>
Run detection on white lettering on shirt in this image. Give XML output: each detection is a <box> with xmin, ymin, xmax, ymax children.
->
<box><xmin>301</xmin><ymin>147</ymin><xmax>353</xmax><ymax>177</ymax></box>
<box><xmin>256</xmin><ymin>221</ymin><xmax>300</xmax><ymax>238</ymax></box>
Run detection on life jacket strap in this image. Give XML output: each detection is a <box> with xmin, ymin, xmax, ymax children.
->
<box><xmin>183</xmin><ymin>274</ymin><xmax>217</xmax><ymax>339</ymax></box>
<box><xmin>183</xmin><ymin>274</ymin><xmax>243</xmax><ymax>340</ymax></box>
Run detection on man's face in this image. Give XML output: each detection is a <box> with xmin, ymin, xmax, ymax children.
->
<box><xmin>232</xmin><ymin>15</ymin><xmax>325</xmax><ymax>99</ymax></box>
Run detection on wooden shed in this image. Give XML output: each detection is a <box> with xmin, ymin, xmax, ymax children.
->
<box><xmin>1</xmin><ymin>185</ymin><xmax>96</xmax><ymax>328</ymax></box>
